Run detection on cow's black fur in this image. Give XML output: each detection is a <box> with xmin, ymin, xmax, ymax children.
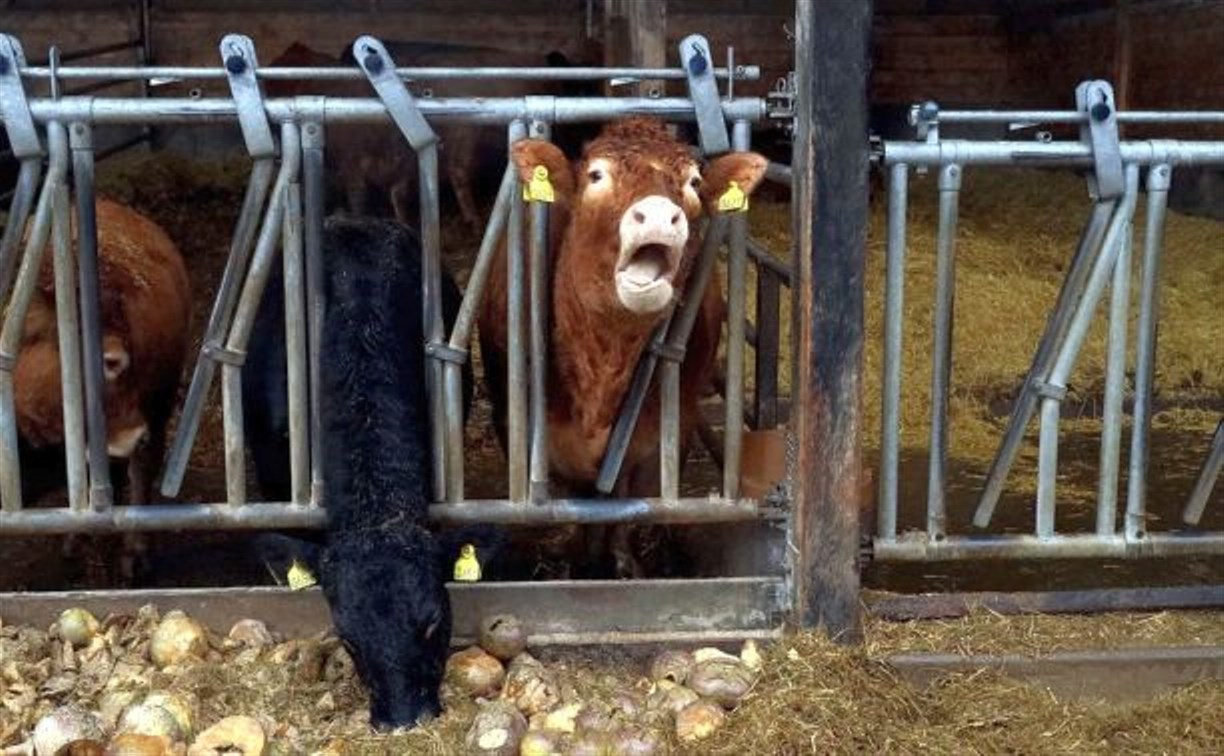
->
<box><xmin>244</xmin><ymin>217</ymin><xmax>489</xmax><ymax>729</ymax></box>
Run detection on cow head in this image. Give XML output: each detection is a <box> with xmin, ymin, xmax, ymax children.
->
<box><xmin>509</xmin><ymin>118</ymin><xmax>768</xmax><ymax>318</ymax></box>
<box><xmin>14</xmin><ymin>331</ymin><xmax>148</xmax><ymax>457</ymax></box>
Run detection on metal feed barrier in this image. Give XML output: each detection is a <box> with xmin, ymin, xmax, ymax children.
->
<box><xmin>874</xmin><ymin>82</ymin><xmax>1224</xmax><ymax>562</ymax></box>
<box><xmin>0</xmin><ymin>32</ymin><xmax>796</xmax><ymax>642</ymax></box>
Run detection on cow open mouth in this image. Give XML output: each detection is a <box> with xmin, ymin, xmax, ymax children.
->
<box><xmin>615</xmin><ymin>242</ymin><xmax>683</xmax><ymax>314</ymax></box>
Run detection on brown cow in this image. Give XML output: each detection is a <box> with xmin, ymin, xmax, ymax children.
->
<box><xmin>15</xmin><ymin>198</ymin><xmax>191</xmax><ymax>508</ymax></box>
<box><xmin>479</xmin><ymin>118</ymin><xmax>767</xmax><ymax>577</ymax></box>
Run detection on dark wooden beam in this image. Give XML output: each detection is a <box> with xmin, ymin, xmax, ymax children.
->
<box><xmin>603</xmin><ymin>0</ymin><xmax>667</xmax><ymax>96</ymax></box>
<box><xmin>791</xmin><ymin>0</ymin><xmax>872</xmax><ymax>642</ymax></box>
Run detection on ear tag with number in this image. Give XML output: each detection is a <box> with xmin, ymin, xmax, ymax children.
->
<box><xmin>717</xmin><ymin>180</ymin><xmax>749</xmax><ymax>213</ymax></box>
<box><xmin>523</xmin><ymin>165</ymin><xmax>555</xmax><ymax>203</ymax></box>
<box><xmin>287</xmin><ymin>560</ymin><xmax>317</xmax><ymax>591</ymax></box>
<box><xmin>453</xmin><ymin>543</ymin><xmax>482</xmax><ymax>582</ymax></box>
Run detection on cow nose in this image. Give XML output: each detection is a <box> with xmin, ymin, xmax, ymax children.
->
<box><xmin>624</xmin><ymin>196</ymin><xmax>685</xmax><ymax>233</ymax></box>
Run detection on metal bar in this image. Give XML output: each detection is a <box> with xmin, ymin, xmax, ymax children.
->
<box><xmin>1127</xmin><ymin>164</ymin><xmax>1172</xmax><ymax>534</ymax></box>
<box><xmin>878</xmin><ymin>162</ymin><xmax>909</xmax><ymax>541</ymax></box>
<box><xmin>442</xmin><ymin>166</ymin><xmax>516</xmax><ymax>503</ymax></box>
<box><xmin>866</xmin><ymin>585</ymin><xmax>1224</xmax><ymax>621</ymax></box>
<box><xmin>926</xmin><ymin>164</ymin><xmax>961</xmax><ymax>540</ymax></box>
<box><xmin>0</xmin><ymin>155</ymin><xmax>62</xmax><ymax>512</ymax></box>
<box><xmin>1095</xmin><ymin>200</ymin><xmax>1134</xmax><ymax>535</ymax></box>
<box><xmin>658</xmin><ymin>216</ymin><xmax>730</xmax><ymax>499</ymax></box>
<box><xmin>0</xmin><ymin>577</ymin><xmax>787</xmax><ymax>646</ymax></box>
<box><xmin>753</xmin><ymin>267</ymin><xmax>781</xmax><ymax>429</ymax></box>
<box><xmin>884</xmin><ymin>139</ymin><xmax>1224</xmax><ymax>166</ymax></box>
<box><xmin>1035</xmin><ymin>165</ymin><xmax>1140</xmax><ymax>537</ymax></box>
<box><xmin>301</xmin><ymin>121</ymin><xmax>325</xmax><ymax>506</ymax></box>
<box><xmin>528</xmin><ymin>122</ymin><xmax>551</xmax><ymax>503</ymax></box>
<box><xmin>723</xmin><ymin>121</ymin><xmax>751</xmax><ymax>497</ymax></box>
<box><xmin>765</xmin><ymin>161</ymin><xmax>792</xmax><ymax>186</ymax></box>
<box><xmin>0</xmin><ymin>159</ymin><xmax>42</xmax><ymax>323</ymax></box>
<box><xmin>974</xmin><ymin>200</ymin><xmax>1116</xmax><ymax>528</ymax></box>
<box><xmin>160</xmin><ymin>158</ymin><xmax>276</xmax><ymax>496</ymax></box>
<box><xmin>69</xmin><ymin>121</ymin><xmax>113</xmax><ymax>510</ymax></box>
<box><xmin>430</xmin><ymin>497</ymin><xmax>779</xmax><ymax>525</ymax></box>
<box><xmin>873</xmin><ymin>532</ymin><xmax>1224</xmax><ymax>561</ymax></box>
<box><xmin>0</xmin><ymin>503</ymin><xmax>326</xmax><ymax>534</ymax></box>
<box><xmin>10</xmin><ymin>96</ymin><xmax>769</xmax><ymax>126</ymax></box>
<box><xmin>910</xmin><ymin>109</ymin><xmax>1224</xmax><ymax>125</ymax></box>
<box><xmin>281</xmin><ymin>180</ymin><xmax>308</xmax><ymax>506</ymax></box>
<box><xmin>17</xmin><ymin>65</ymin><xmax>760</xmax><ymax>82</ymax></box>
<box><xmin>1183</xmin><ymin>421</ymin><xmax>1223</xmax><ymax>526</ymax></box>
<box><xmin>419</xmin><ymin>144</ymin><xmax>447</xmax><ymax>502</ymax></box>
<box><xmin>48</xmin><ymin>125</ymin><xmax>88</xmax><ymax>513</ymax></box>
<box><xmin>746</xmin><ymin>237</ymin><xmax>792</xmax><ymax>283</ymax></box>
<box><xmin>506</xmin><ymin>120</ymin><xmax>528</xmax><ymax>503</ymax></box>
<box><xmin>221</xmin><ymin>123</ymin><xmax>302</xmax><ymax>505</ymax></box>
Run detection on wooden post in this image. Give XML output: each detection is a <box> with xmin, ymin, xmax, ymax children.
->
<box><xmin>604</xmin><ymin>0</ymin><xmax>667</xmax><ymax>96</ymax></box>
<box><xmin>791</xmin><ymin>0</ymin><xmax>871</xmax><ymax>641</ymax></box>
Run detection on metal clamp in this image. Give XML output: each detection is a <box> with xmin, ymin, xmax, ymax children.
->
<box><xmin>910</xmin><ymin>100</ymin><xmax>940</xmax><ymax>144</ymax></box>
<box><xmin>0</xmin><ymin>35</ymin><xmax>42</xmax><ymax>159</ymax></box>
<box><xmin>203</xmin><ymin>342</ymin><xmax>246</xmax><ymax>367</ymax></box>
<box><xmin>1076</xmin><ymin>80</ymin><xmax>1124</xmax><ymax>200</ymax></box>
<box><xmin>650</xmin><ymin>341</ymin><xmax>687</xmax><ymax>363</ymax></box>
<box><xmin>425</xmin><ymin>341</ymin><xmax>468</xmax><ymax>365</ymax></box>
<box><xmin>219</xmin><ymin>34</ymin><xmax>275</xmax><ymax>159</ymax></box>
<box><xmin>352</xmin><ymin>35</ymin><xmax>438</xmax><ymax>151</ymax></box>
<box><xmin>1032</xmin><ymin>380</ymin><xmax>1068</xmax><ymax>402</ymax></box>
<box><xmin>679</xmin><ymin>34</ymin><xmax>730</xmax><ymax>156</ymax></box>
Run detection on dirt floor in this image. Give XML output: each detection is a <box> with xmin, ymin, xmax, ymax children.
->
<box><xmin>1</xmin><ymin>607</ymin><xmax>1221</xmax><ymax>754</ymax></box>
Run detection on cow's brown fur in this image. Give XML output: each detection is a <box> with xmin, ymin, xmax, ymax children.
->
<box><xmin>479</xmin><ymin>118</ymin><xmax>767</xmax><ymax>575</ymax></box>
<box><xmin>15</xmin><ymin>198</ymin><xmax>191</xmax><ymax>504</ymax></box>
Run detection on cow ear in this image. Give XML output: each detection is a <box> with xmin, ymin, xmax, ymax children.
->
<box><xmin>700</xmin><ymin>151</ymin><xmax>769</xmax><ymax>210</ymax></box>
<box><xmin>510</xmin><ymin>140</ymin><xmax>575</xmax><ymax>202</ymax></box>
<box><xmin>102</xmin><ymin>341</ymin><xmax>130</xmax><ymax>381</ymax></box>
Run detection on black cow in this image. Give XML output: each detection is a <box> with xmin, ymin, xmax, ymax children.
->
<box><xmin>243</xmin><ymin>217</ymin><xmax>492</xmax><ymax>728</ymax></box>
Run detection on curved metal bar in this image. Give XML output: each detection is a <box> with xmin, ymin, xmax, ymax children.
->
<box><xmin>18</xmin><ymin>65</ymin><xmax>760</xmax><ymax>82</ymax></box>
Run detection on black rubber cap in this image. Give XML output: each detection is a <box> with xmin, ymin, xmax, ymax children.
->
<box><xmin>1090</xmin><ymin>102</ymin><xmax>1112</xmax><ymax>122</ymax></box>
<box><xmin>224</xmin><ymin>55</ymin><xmax>247</xmax><ymax>76</ymax></box>
<box><xmin>363</xmin><ymin>52</ymin><xmax>384</xmax><ymax>76</ymax></box>
<box><xmin>0</xmin><ymin>55</ymin><xmax>9</xmax><ymax>76</ymax></box>
<box><xmin>688</xmin><ymin>51</ymin><xmax>707</xmax><ymax>76</ymax></box>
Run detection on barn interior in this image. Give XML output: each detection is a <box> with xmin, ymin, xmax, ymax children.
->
<box><xmin>0</xmin><ymin>1</ymin><xmax>1221</xmax><ymax>752</ymax></box>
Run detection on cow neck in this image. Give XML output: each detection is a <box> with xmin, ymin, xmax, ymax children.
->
<box><xmin>549</xmin><ymin>239</ymin><xmax>659</xmax><ymax>433</ymax></box>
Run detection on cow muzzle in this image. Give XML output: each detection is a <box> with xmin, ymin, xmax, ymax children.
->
<box><xmin>615</xmin><ymin>196</ymin><xmax>688</xmax><ymax>314</ymax></box>
<box><xmin>107</xmin><ymin>423</ymin><xmax>148</xmax><ymax>458</ymax></box>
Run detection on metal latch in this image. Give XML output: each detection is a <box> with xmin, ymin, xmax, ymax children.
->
<box><xmin>219</xmin><ymin>34</ymin><xmax>276</xmax><ymax>159</ymax></box>
<box><xmin>352</xmin><ymin>35</ymin><xmax>438</xmax><ymax>151</ymax></box>
<box><xmin>0</xmin><ymin>34</ymin><xmax>42</xmax><ymax>159</ymax></box>
<box><xmin>1076</xmin><ymin>80</ymin><xmax>1124</xmax><ymax>200</ymax></box>
<box><xmin>679</xmin><ymin>34</ymin><xmax>730</xmax><ymax>156</ymax></box>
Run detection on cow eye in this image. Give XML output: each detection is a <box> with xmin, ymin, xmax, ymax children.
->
<box><xmin>587</xmin><ymin>168</ymin><xmax>604</xmax><ymax>183</ymax></box>
<box><xmin>688</xmin><ymin>175</ymin><xmax>702</xmax><ymax>190</ymax></box>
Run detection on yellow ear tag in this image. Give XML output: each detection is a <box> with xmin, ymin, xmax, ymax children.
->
<box><xmin>523</xmin><ymin>165</ymin><xmax>555</xmax><ymax>203</ymax></box>
<box><xmin>453</xmin><ymin>543</ymin><xmax>482</xmax><ymax>582</ymax></box>
<box><xmin>717</xmin><ymin>180</ymin><xmax>748</xmax><ymax>214</ymax></box>
<box><xmin>286</xmin><ymin>560</ymin><xmax>317</xmax><ymax>591</ymax></box>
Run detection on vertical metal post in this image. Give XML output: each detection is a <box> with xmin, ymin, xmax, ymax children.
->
<box><xmin>926</xmin><ymin>163</ymin><xmax>961</xmax><ymax>540</ymax></box>
<box><xmin>419</xmin><ymin>142</ymin><xmax>447</xmax><ymax>502</ymax></box>
<box><xmin>282</xmin><ymin>178</ymin><xmax>309</xmax><ymax>506</ymax></box>
<box><xmin>1126</xmin><ymin>163</ymin><xmax>1171</xmax><ymax>538</ymax></box>
<box><xmin>160</xmin><ymin>158</ymin><xmax>277</xmax><ymax>496</ymax></box>
<box><xmin>528</xmin><ymin>120</ymin><xmax>552</xmax><ymax>503</ymax></box>
<box><xmin>1095</xmin><ymin>208</ymin><xmax>1134</xmax><ymax>534</ymax></box>
<box><xmin>69</xmin><ymin>121</ymin><xmax>113</xmax><ymax>510</ymax></box>
<box><xmin>791</xmin><ymin>0</ymin><xmax>870</xmax><ymax>639</ymax></box>
<box><xmin>1183</xmin><ymin>421</ymin><xmax>1223</xmax><ymax>526</ymax></box>
<box><xmin>221</xmin><ymin>122</ymin><xmax>301</xmax><ymax>506</ymax></box>
<box><xmin>0</xmin><ymin>156</ymin><xmax>62</xmax><ymax>512</ymax></box>
<box><xmin>723</xmin><ymin>120</ymin><xmax>751</xmax><ymax>498</ymax></box>
<box><xmin>1035</xmin><ymin>164</ymin><xmax>1139</xmax><ymax>538</ymax></box>
<box><xmin>301</xmin><ymin>120</ymin><xmax>326</xmax><ymax>506</ymax></box>
<box><xmin>47</xmin><ymin>123</ymin><xmax>89</xmax><ymax>513</ymax></box>
<box><xmin>878</xmin><ymin>162</ymin><xmax>909</xmax><ymax>541</ymax></box>
<box><xmin>0</xmin><ymin>160</ymin><xmax>43</xmax><ymax>307</ymax></box>
<box><xmin>973</xmin><ymin>199</ymin><xmax>1115</xmax><ymax>527</ymax></box>
<box><xmin>507</xmin><ymin>120</ymin><xmax>529</xmax><ymax>503</ymax></box>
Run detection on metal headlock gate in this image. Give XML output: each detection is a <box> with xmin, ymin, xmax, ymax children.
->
<box><xmin>0</xmin><ymin>29</ymin><xmax>800</xmax><ymax>642</ymax></box>
<box><xmin>873</xmin><ymin>82</ymin><xmax>1224</xmax><ymax>563</ymax></box>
